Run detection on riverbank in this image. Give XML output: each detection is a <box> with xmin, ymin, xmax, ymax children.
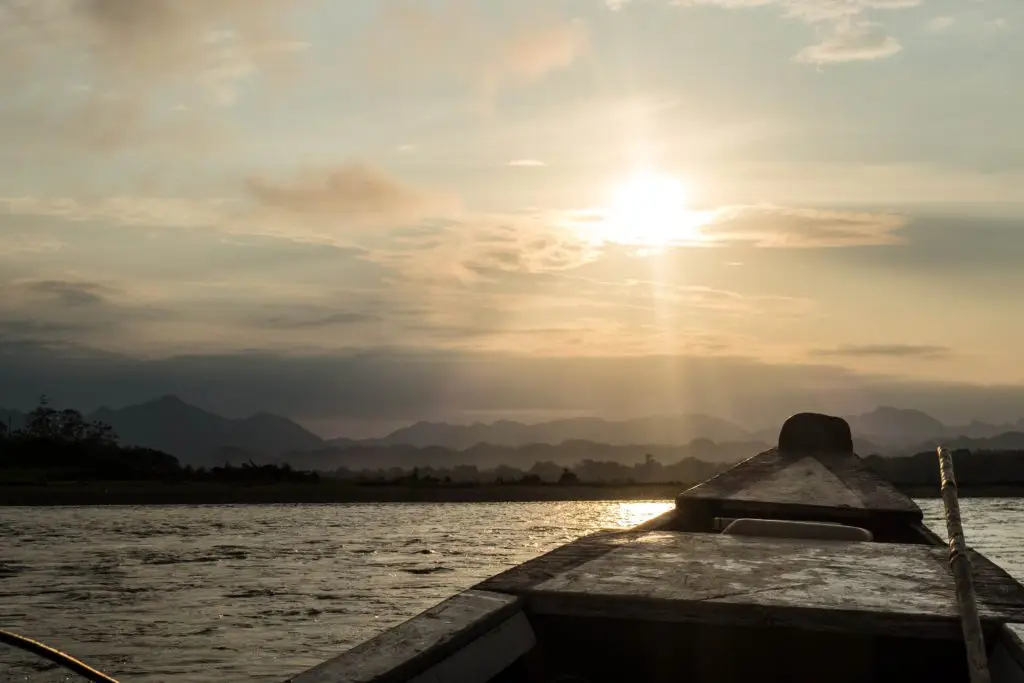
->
<box><xmin>2</xmin><ymin>481</ymin><xmax>1020</xmax><ymax>506</ymax></box>
<box><xmin>0</xmin><ymin>481</ymin><xmax>690</xmax><ymax>506</ymax></box>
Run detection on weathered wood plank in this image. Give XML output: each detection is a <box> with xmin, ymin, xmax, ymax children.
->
<box><xmin>522</xmin><ymin>532</ymin><xmax>1024</xmax><ymax>638</ymax></box>
<box><xmin>475</xmin><ymin>530</ymin><xmax>648</xmax><ymax>595</ymax></box>
<box><xmin>678</xmin><ymin>447</ymin><xmax>922</xmax><ymax>519</ymax></box>
<box><xmin>286</xmin><ymin>590</ymin><xmax>527</xmax><ymax>683</ymax></box>
<box><xmin>970</xmin><ymin>551</ymin><xmax>1024</xmax><ymax>610</ymax></box>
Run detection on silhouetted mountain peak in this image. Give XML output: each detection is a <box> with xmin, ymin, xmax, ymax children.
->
<box><xmin>846</xmin><ymin>406</ymin><xmax>947</xmax><ymax>441</ymax></box>
<box><xmin>74</xmin><ymin>396</ymin><xmax>325</xmax><ymax>464</ymax></box>
<box><xmin>144</xmin><ymin>394</ymin><xmax>190</xmax><ymax>409</ymax></box>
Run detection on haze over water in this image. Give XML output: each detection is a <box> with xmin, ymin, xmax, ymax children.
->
<box><xmin>2</xmin><ymin>499</ymin><xmax>1022</xmax><ymax>683</ymax></box>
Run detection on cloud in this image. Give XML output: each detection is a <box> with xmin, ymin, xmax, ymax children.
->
<box><xmin>251</xmin><ymin>310</ymin><xmax>382</xmax><ymax>330</ymax></box>
<box><xmin>925</xmin><ymin>16</ymin><xmax>955</xmax><ymax>33</ymax></box>
<box><xmin>795</xmin><ymin>20</ymin><xmax>902</xmax><ymax>64</ymax></box>
<box><xmin>360</xmin><ymin>2</ymin><xmax>588</xmax><ymax>97</ymax></box>
<box><xmin>384</xmin><ymin>212</ymin><xmax>604</xmax><ymax>288</ymax></box>
<box><xmin>0</xmin><ymin>232</ymin><xmax>65</xmax><ymax>255</ymax></box>
<box><xmin>21</xmin><ymin>280</ymin><xmax>113</xmax><ymax>308</ymax></box>
<box><xmin>507</xmin><ymin>159</ymin><xmax>547</xmax><ymax>167</ymax></box>
<box><xmin>701</xmin><ymin>205</ymin><xmax>907</xmax><ymax>247</ymax></box>
<box><xmin>0</xmin><ymin>0</ymin><xmax>309</xmax><ymax>154</ymax></box>
<box><xmin>244</xmin><ymin>163</ymin><xmax>460</xmax><ymax>223</ymax></box>
<box><xmin>0</xmin><ymin>196</ymin><xmax>230</xmax><ymax>229</ymax></box>
<box><xmin>0</xmin><ymin>163</ymin><xmax>458</xmax><ymax>243</ymax></box>
<box><xmin>482</xmin><ymin>18</ymin><xmax>589</xmax><ymax>91</ymax></box>
<box><xmin>0</xmin><ymin>276</ymin><xmax>175</xmax><ymax>349</ymax></box>
<box><xmin>667</xmin><ymin>0</ymin><xmax>917</xmax><ymax>63</ymax></box>
<box><xmin>1</xmin><ymin>0</ymin><xmax>307</xmax><ymax>84</ymax></box>
<box><xmin>810</xmin><ymin>344</ymin><xmax>951</xmax><ymax>359</ymax></box>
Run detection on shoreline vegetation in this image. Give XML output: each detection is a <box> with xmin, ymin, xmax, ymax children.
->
<box><xmin>4</xmin><ymin>396</ymin><xmax>1024</xmax><ymax>506</ymax></box>
<box><xmin>2</xmin><ymin>481</ymin><xmax>1023</xmax><ymax>507</ymax></box>
<box><xmin>1</xmin><ymin>481</ymin><xmax>689</xmax><ymax>506</ymax></box>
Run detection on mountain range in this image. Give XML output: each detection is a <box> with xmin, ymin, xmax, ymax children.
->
<box><xmin>3</xmin><ymin>396</ymin><xmax>1024</xmax><ymax>466</ymax></box>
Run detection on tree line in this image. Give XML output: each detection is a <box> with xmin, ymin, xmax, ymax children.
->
<box><xmin>330</xmin><ymin>453</ymin><xmax>728</xmax><ymax>486</ymax></box>
<box><xmin>4</xmin><ymin>396</ymin><xmax>1023</xmax><ymax>489</ymax></box>
<box><xmin>864</xmin><ymin>450</ymin><xmax>1024</xmax><ymax>487</ymax></box>
<box><xmin>1</xmin><ymin>396</ymin><xmax>318</xmax><ymax>484</ymax></box>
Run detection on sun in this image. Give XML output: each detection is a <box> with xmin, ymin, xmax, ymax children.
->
<box><xmin>598</xmin><ymin>171</ymin><xmax>709</xmax><ymax>248</ymax></box>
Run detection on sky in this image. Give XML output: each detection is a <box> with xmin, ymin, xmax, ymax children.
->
<box><xmin>1</xmin><ymin>0</ymin><xmax>1023</xmax><ymax>436</ymax></box>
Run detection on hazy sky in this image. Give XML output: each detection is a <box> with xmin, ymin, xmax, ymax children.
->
<box><xmin>1</xmin><ymin>0</ymin><xmax>1022</xmax><ymax>434</ymax></box>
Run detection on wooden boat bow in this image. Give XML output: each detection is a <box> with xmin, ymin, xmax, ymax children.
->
<box><xmin>288</xmin><ymin>412</ymin><xmax>1024</xmax><ymax>683</ymax></box>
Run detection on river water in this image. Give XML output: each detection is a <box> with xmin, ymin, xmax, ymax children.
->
<box><xmin>1</xmin><ymin>498</ymin><xmax>1022</xmax><ymax>682</ymax></box>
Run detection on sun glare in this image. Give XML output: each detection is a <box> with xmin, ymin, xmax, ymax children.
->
<box><xmin>598</xmin><ymin>171</ymin><xmax>710</xmax><ymax>248</ymax></box>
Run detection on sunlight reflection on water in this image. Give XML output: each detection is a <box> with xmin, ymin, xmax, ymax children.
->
<box><xmin>614</xmin><ymin>501</ymin><xmax>674</xmax><ymax>528</ymax></box>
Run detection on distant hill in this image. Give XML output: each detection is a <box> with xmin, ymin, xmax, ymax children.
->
<box><xmin>338</xmin><ymin>414</ymin><xmax>750</xmax><ymax>449</ymax></box>
<box><xmin>4</xmin><ymin>395</ymin><xmax>1024</xmax><ymax>466</ymax></box>
<box><xmin>891</xmin><ymin>431</ymin><xmax>1024</xmax><ymax>457</ymax></box>
<box><xmin>250</xmin><ymin>438</ymin><xmax>774</xmax><ymax>473</ymax></box>
<box><xmin>839</xmin><ymin>406</ymin><xmax>1024</xmax><ymax>453</ymax></box>
<box><xmin>332</xmin><ymin>408</ymin><xmax>1023</xmax><ymax>452</ymax></box>
<box><xmin>222</xmin><ymin>412</ymin><xmax>327</xmax><ymax>454</ymax></box>
<box><xmin>85</xmin><ymin>396</ymin><xmax>326</xmax><ymax>464</ymax></box>
<box><xmin>846</xmin><ymin>406</ymin><xmax>947</xmax><ymax>443</ymax></box>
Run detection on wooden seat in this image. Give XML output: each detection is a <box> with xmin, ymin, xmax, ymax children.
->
<box><xmin>721</xmin><ymin>518</ymin><xmax>873</xmax><ymax>542</ymax></box>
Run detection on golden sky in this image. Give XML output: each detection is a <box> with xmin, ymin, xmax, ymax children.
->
<box><xmin>1</xmin><ymin>0</ymin><xmax>1022</xmax><ymax>431</ymax></box>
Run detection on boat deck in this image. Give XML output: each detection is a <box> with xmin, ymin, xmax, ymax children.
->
<box><xmin>479</xmin><ymin>529</ymin><xmax>1024</xmax><ymax>639</ymax></box>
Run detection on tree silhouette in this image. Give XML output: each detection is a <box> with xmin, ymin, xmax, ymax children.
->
<box><xmin>16</xmin><ymin>395</ymin><xmax>119</xmax><ymax>445</ymax></box>
<box><xmin>557</xmin><ymin>468</ymin><xmax>580</xmax><ymax>485</ymax></box>
<box><xmin>24</xmin><ymin>394</ymin><xmax>58</xmax><ymax>438</ymax></box>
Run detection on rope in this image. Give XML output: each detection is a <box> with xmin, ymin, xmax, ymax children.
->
<box><xmin>937</xmin><ymin>446</ymin><xmax>991</xmax><ymax>683</ymax></box>
<box><xmin>0</xmin><ymin>628</ymin><xmax>120</xmax><ymax>683</ymax></box>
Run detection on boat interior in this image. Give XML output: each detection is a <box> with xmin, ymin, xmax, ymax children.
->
<box><xmin>288</xmin><ymin>413</ymin><xmax>1024</xmax><ymax>683</ymax></box>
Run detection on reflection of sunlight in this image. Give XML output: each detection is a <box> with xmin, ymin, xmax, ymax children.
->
<box><xmin>595</xmin><ymin>171</ymin><xmax>714</xmax><ymax>249</ymax></box>
<box><xmin>614</xmin><ymin>501</ymin><xmax>674</xmax><ymax>528</ymax></box>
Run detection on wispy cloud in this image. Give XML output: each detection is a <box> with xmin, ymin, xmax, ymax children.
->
<box><xmin>482</xmin><ymin>18</ymin><xmax>589</xmax><ymax>91</ymax></box>
<box><xmin>661</xmin><ymin>0</ymin><xmax>919</xmax><ymax>63</ymax></box>
<box><xmin>0</xmin><ymin>232</ymin><xmax>65</xmax><ymax>255</ymax></box>
<box><xmin>810</xmin><ymin>344</ymin><xmax>951</xmax><ymax>359</ymax></box>
<box><xmin>507</xmin><ymin>159</ymin><xmax>547</xmax><ymax>167</ymax></box>
<box><xmin>244</xmin><ymin>163</ymin><xmax>458</xmax><ymax>222</ymax></box>
<box><xmin>701</xmin><ymin>205</ymin><xmax>907</xmax><ymax>247</ymax></box>
<box><xmin>0</xmin><ymin>196</ymin><xmax>231</xmax><ymax>229</ymax></box>
<box><xmin>0</xmin><ymin>163</ymin><xmax>458</xmax><ymax>244</ymax></box>
<box><xmin>20</xmin><ymin>280</ymin><xmax>114</xmax><ymax>308</ymax></box>
<box><xmin>251</xmin><ymin>310</ymin><xmax>382</xmax><ymax>330</ymax></box>
<box><xmin>925</xmin><ymin>16</ymin><xmax>955</xmax><ymax>33</ymax></box>
<box><xmin>795</xmin><ymin>19</ymin><xmax>902</xmax><ymax>64</ymax></box>
<box><xmin>0</xmin><ymin>185</ymin><xmax>908</xmax><ymax>256</ymax></box>
<box><xmin>0</xmin><ymin>1</ymin><xmax>309</xmax><ymax>154</ymax></box>
<box><xmin>0</xmin><ymin>0</ymin><xmax>308</xmax><ymax>86</ymax></box>
<box><xmin>360</xmin><ymin>2</ymin><xmax>588</xmax><ymax>98</ymax></box>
